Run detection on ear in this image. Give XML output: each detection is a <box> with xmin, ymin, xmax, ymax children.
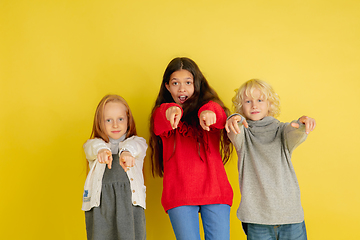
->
<box><xmin>165</xmin><ymin>82</ymin><xmax>170</xmax><ymax>92</ymax></box>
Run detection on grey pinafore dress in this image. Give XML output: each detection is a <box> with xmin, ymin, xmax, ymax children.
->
<box><xmin>85</xmin><ymin>153</ymin><xmax>146</xmax><ymax>240</ymax></box>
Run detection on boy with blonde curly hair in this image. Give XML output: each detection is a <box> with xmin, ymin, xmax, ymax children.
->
<box><xmin>226</xmin><ymin>79</ymin><xmax>316</xmax><ymax>240</ymax></box>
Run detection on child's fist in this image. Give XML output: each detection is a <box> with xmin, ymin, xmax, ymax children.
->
<box><xmin>120</xmin><ymin>151</ymin><xmax>135</xmax><ymax>172</ymax></box>
<box><xmin>98</xmin><ymin>149</ymin><xmax>113</xmax><ymax>169</ymax></box>
<box><xmin>199</xmin><ymin>110</ymin><xmax>216</xmax><ymax>131</ymax></box>
<box><xmin>291</xmin><ymin>116</ymin><xmax>316</xmax><ymax>134</ymax></box>
<box><xmin>225</xmin><ymin>115</ymin><xmax>248</xmax><ymax>134</ymax></box>
<box><xmin>166</xmin><ymin>106</ymin><xmax>182</xmax><ymax>129</ymax></box>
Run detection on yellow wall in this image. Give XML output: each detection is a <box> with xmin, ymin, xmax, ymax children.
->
<box><xmin>1</xmin><ymin>0</ymin><xmax>359</xmax><ymax>239</ymax></box>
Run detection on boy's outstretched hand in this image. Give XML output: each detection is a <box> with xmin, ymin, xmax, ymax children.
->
<box><xmin>291</xmin><ymin>116</ymin><xmax>316</xmax><ymax>134</ymax></box>
<box><xmin>225</xmin><ymin>115</ymin><xmax>248</xmax><ymax>134</ymax></box>
<box><xmin>199</xmin><ymin>110</ymin><xmax>216</xmax><ymax>131</ymax></box>
<box><xmin>166</xmin><ymin>106</ymin><xmax>182</xmax><ymax>129</ymax></box>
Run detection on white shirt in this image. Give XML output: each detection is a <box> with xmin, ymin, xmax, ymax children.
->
<box><xmin>82</xmin><ymin>135</ymin><xmax>147</xmax><ymax>211</ymax></box>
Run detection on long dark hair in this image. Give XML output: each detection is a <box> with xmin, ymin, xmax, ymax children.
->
<box><xmin>149</xmin><ymin>57</ymin><xmax>232</xmax><ymax>177</ymax></box>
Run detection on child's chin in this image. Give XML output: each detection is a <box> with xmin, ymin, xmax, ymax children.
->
<box><xmin>249</xmin><ymin>116</ymin><xmax>264</xmax><ymax>121</ymax></box>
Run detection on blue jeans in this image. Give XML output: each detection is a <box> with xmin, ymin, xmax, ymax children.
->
<box><xmin>244</xmin><ymin>221</ymin><xmax>307</xmax><ymax>240</ymax></box>
<box><xmin>167</xmin><ymin>204</ymin><xmax>231</xmax><ymax>240</ymax></box>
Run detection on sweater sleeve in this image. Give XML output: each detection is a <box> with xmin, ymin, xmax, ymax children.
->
<box><xmin>120</xmin><ymin>136</ymin><xmax>147</xmax><ymax>209</ymax></box>
<box><xmin>83</xmin><ymin>138</ymin><xmax>110</xmax><ymax>161</ymax></box>
<box><xmin>198</xmin><ymin>101</ymin><xmax>227</xmax><ymax>129</ymax></box>
<box><xmin>153</xmin><ymin>103</ymin><xmax>183</xmax><ymax>136</ymax></box>
<box><xmin>228</xmin><ymin>123</ymin><xmax>245</xmax><ymax>151</ymax></box>
<box><xmin>119</xmin><ymin>136</ymin><xmax>148</xmax><ymax>161</ymax></box>
<box><xmin>283</xmin><ymin>120</ymin><xmax>308</xmax><ymax>153</ymax></box>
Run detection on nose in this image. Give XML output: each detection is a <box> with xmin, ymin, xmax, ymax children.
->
<box><xmin>252</xmin><ymin>102</ymin><xmax>258</xmax><ymax>109</ymax></box>
<box><xmin>178</xmin><ymin>83</ymin><xmax>185</xmax><ymax>92</ymax></box>
<box><xmin>113</xmin><ymin>120</ymin><xmax>118</xmax><ymax>128</ymax></box>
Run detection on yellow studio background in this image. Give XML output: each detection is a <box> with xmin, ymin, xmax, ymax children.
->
<box><xmin>0</xmin><ymin>0</ymin><xmax>359</xmax><ymax>239</ymax></box>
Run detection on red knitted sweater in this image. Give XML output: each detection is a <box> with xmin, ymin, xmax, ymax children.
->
<box><xmin>153</xmin><ymin>101</ymin><xmax>233</xmax><ymax>212</ymax></box>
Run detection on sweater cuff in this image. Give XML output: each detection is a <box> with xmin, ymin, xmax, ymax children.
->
<box><xmin>227</xmin><ymin>113</ymin><xmax>245</xmax><ymax>123</ymax></box>
<box><xmin>198</xmin><ymin>101</ymin><xmax>217</xmax><ymax>118</ymax></box>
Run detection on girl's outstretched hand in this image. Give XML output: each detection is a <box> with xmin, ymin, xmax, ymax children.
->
<box><xmin>119</xmin><ymin>151</ymin><xmax>135</xmax><ymax>172</ymax></box>
<box><xmin>225</xmin><ymin>115</ymin><xmax>248</xmax><ymax>134</ymax></box>
<box><xmin>98</xmin><ymin>149</ymin><xmax>113</xmax><ymax>169</ymax></box>
<box><xmin>166</xmin><ymin>106</ymin><xmax>182</xmax><ymax>129</ymax></box>
<box><xmin>199</xmin><ymin>110</ymin><xmax>216</xmax><ymax>131</ymax></box>
<box><xmin>291</xmin><ymin>116</ymin><xmax>316</xmax><ymax>134</ymax></box>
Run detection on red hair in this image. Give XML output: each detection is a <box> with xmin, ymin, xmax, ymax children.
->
<box><xmin>90</xmin><ymin>94</ymin><xmax>137</xmax><ymax>142</ymax></box>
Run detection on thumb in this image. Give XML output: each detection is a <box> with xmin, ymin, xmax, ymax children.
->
<box><xmin>291</xmin><ymin>122</ymin><xmax>300</xmax><ymax>129</ymax></box>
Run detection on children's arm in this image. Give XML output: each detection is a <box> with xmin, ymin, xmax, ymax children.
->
<box><xmin>153</xmin><ymin>103</ymin><xmax>183</xmax><ymax>135</ymax></box>
<box><xmin>227</xmin><ymin>122</ymin><xmax>245</xmax><ymax>150</ymax></box>
<box><xmin>290</xmin><ymin>116</ymin><xmax>316</xmax><ymax>135</ymax></box>
<box><xmin>119</xmin><ymin>136</ymin><xmax>148</xmax><ymax>172</ymax></box>
<box><xmin>83</xmin><ymin>138</ymin><xmax>113</xmax><ymax>169</ymax></box>
<box><xmin>285</xmin><ymin>116</ymin><xmax>316</xmax><ymax>152</ymax></box>
<box><xmin>225</xmin><ymin>113</ymin><xmax>248</xmax><ymax>134</ymax></box>
<box><xmin>198</xmin><ymin>101</ymin><xmax>227</xmax><ymax>131</ymax></box>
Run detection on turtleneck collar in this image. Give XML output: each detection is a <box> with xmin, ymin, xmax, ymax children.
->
<box><xmin>109</xmin><ymin>134</ymin><xmax>126</xmax><ymax>153</ymax></box>
<box><xmin>247</xmin><ymin>116</ymin><xmax>280</xmax><ymax>133</ymax></box>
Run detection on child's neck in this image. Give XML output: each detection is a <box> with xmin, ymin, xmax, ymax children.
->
<box><xmin>109</xmin><ymin>134</ymin><xmax>126</xmax><ymax>153</ymax></box>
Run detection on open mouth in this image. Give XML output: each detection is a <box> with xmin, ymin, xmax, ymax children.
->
<box><xmin>179</xmin><ymin>96</ymin><xmax>188</xmax><ymax>104</ymax></box>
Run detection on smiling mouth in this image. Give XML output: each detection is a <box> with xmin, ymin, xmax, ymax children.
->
<box><xmin>179</xmin><ymin>96</ymin><xmax>188</xmax><ymax>104</ymax></box>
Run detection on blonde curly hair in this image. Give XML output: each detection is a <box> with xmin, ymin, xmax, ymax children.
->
<box><xmin>232</xmin><ymin>79</ymin><xmax>281</xmax><ymax>118</ymax></box>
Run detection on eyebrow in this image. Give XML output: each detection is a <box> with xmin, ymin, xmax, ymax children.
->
<box><xmin>170</xmin><ymin>77</ymin><xmax>193</xmax><ymax>81</ymax></box>
<box><xmin>104</xmin><ymin>114</ymin><xmax>126</xmax><ymax>118</ymax></box>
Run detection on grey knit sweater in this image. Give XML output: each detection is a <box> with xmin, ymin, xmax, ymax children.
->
<box><xmin>228</xmin><ymin>116</ymin><xmax>307</xmax><ymax>225</ymax></box>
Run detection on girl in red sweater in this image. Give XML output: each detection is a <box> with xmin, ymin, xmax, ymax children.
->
<box><xmin>149</xmin><ymin>57</ymin><xmax>233</xmax><ymax>240</ymax></box>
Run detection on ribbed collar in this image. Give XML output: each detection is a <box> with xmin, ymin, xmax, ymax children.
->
<box><xmin>247</xmin><ymin>116</ymin><xmax>280</xmax><ymax>133</ymax></box>
<box><xmin>109</xmin><ymin>134</ymin><xmax>126</xmax><ymax>153</ymax></box>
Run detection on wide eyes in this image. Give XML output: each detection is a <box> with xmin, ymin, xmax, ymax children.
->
<box><xmin>170</xmin><ymin>79</ymin><xmax>193</xmax><ymax>86</ymax></box>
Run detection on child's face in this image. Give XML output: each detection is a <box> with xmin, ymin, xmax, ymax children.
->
<box><xmin>103</xmin><ymin>101</ymin><xmax>128</xmax><ymax>140</ymax></box>
<box><xmin>242</xmin><ymin>88</ymin><xmax>270</xmax><ymax>121</ymax></box>
<box><xmin>165</xmin><ymin>69</ymin><xmax>194</xmax><ymax>107</ymax></box>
